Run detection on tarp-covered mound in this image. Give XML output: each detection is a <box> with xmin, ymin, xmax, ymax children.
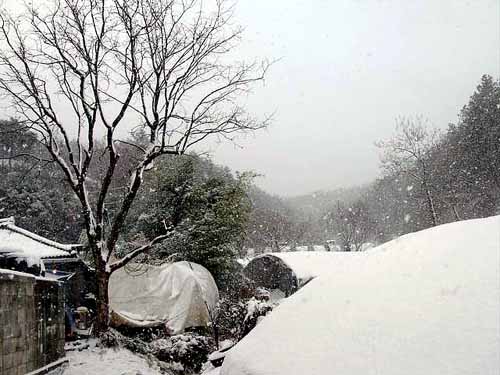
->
<box><xmin>222</xmin><ymin>216</ymin><xmax>500</xmax><ymax>375</ymax></box>
<box><xmin>244</xmin><ymin>251</ymin><xmax>361</xmax><ymax>296</ymax></box>
<box><xmin>109</xmin><ymin>261</ymin><xmax>219</xmax><ymax>334</ymax></box>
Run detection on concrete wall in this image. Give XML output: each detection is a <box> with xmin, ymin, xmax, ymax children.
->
<box><xmin>0</xmin><ymin>270</ymin><xmax>65</xmax><ymax>375</ymax></box>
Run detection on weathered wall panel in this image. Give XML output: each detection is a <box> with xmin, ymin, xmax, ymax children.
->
<box><xmin>0</xmin><ymin>271</ymin><xmax>64</xmax><ymax>375</ymax></box>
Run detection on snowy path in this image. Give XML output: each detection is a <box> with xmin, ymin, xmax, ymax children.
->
<box><xmin>61</xmin><ymin>340</ymin><xmax>162</xmax><ymax>375</ymax></box>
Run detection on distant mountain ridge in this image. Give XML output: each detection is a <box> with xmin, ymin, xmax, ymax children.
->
<box><xmin>284</xmin><ymin>185</ymin><xmax>370</xmax><ymax>219</ymax></box>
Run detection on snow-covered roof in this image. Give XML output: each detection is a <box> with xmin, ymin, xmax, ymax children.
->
<box><xmin>0</xmin><ymin>217</ymin><xmax>80</xmax><ymax>259</ymax></box>
<box><xmin>222</xmin><ymin>216</ymin><xmax>500</xmax><ymax>375</ymax></box>
<box><xmin>0</xmin><ymin>268</ymin><xmax>59</xmax><ymax>283</ymax></box>
<box><xmin>251</xmin><ymin>251</ymin><xmax>362</xmax><ymax>284</ymax></box>
<box><xmin>0</xmin><ymin>267</ymin><xmax>36</xmax><ymax>279</ymax></box>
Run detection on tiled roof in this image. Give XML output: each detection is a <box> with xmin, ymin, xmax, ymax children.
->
<box><xmin>0</xmin><ymin>217</ymin><xmax>82</xmax><ymax>259</ymax></box>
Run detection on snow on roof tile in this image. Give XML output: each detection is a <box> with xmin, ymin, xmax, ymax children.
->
<box><xmin>0</xmin><ymin>217</ymin><xmax>81</xmax><ymax>259</ymax></box>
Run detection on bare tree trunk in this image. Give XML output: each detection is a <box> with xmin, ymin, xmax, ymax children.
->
<box><xmin>88</xmin><ymin>235</ymin><xmax>112</xmax><ymax>335</ymax></box>
<box><xmin>452</xmin><ymin>206</ymin><xmax>461</xmax><ymax>221</ymax></box>
<box><xmin>342</xmin><ymin>238</ymin><xmax>351</xmax><ymax>252</ymax></box>
<box><xmin>424</xmin><ymin>186</ymin><xmax>438</xmax><ymax>227</ymax></box>
<box><xmin>95</xmin><ymin>264</ymin><xmax>110</xmax><ymax>335</ymax></box>
<box><xmin>273</xmin><ymin>238</ymin><xmax>280</xmax><ymax>252</ymax></box>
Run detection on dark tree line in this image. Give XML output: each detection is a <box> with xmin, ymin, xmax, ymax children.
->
<box><xmin>0</xmin><ymin>119</ymin><xmax>83</xmax><ymax>241</ymax></box>
<box><xmin>242</xmin><ymin>186</ymin><xmax>312</xmax><ymax>253</ymax></box>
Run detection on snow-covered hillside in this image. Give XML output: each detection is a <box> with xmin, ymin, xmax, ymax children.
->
<box><xmin>221</xmin><ymin>216</ymin><xmax>500</xmax><ymax>375</ymax></box>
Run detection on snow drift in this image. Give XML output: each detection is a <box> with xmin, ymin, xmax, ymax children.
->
<box><xmin>222</xmin><ymin>216</ymin><xmax>500</xmax><ymax>375</ymax></box>
<box><xmin>109</xmin><ymin>261</ymin><xmax>219</xmax><ymax>334</ymax></box>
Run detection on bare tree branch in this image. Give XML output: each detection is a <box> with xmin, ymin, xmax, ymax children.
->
<box><xmin>0</xmin><ymin>0</ymin><xmax>270</xmax><ymax>333</ymax></box>
<box><xmin>109</xmin><ymin>230</ymin><xmax>173</xmax><ymax>272</ymax></box>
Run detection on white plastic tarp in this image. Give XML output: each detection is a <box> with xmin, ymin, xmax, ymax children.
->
<box><xmin>109</xmin><ymin>261</ymin><xmax>219</xmax><ymax>334</ymax></box>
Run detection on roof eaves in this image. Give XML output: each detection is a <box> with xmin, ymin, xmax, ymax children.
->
<box><xmin>0</xmin><ymin>221</ymin><xmax>82</xmax><ymax>252</ymax></box>
<box><xmin>0</xmin><ymin>217</ymin><xmax>15</xmax><ymax>225</ymax></box>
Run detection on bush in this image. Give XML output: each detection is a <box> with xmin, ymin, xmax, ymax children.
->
<box><xmin>150</xmin><ymin>333</ymin><xmax>213</xmax><ymax>373</ymax></box>
<box><xmin>212</xmin><ymin>297</ymin><xmax>248</xmax><ymax>340</ymax></box>
<box><xmin>239</xmin><ymin>297</ymin><xmax>274</xmax><ymax>339</ymax></box>
<box><xmin>213</xmin><ymin>289</ymin><xmax>275</xmax><ymax>343</ymax></box>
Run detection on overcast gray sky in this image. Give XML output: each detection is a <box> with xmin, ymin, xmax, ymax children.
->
<box><xmin>207</xmin><ymin>0</ymin><xmax>500</xmax><ymax>196</ymax></box>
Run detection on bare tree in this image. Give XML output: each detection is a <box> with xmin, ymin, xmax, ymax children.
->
<box><xmin>376</xmin><ymin>117</ymin><xmax>441</xmax><ymax>227</ymax></box>
<box><xmin>0</xmin><ymin>0</ymin><xmax>269</xmax><ymax>333</ymax></box>
<box><xmin>327</xmin><ymin>200</ymin><xmax>374</xmax><ymax>252</ymax></box>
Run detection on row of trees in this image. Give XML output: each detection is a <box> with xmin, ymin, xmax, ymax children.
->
<box><xmin>322</xmin><ymin>74</ymin><xmax>500</xmax><ymax>249</ymax></box>
<box><xmin>3</xmin><ymin>76</ymin><xmax>496</xmax><ymax>265</ymax></box>
<box><xmin>243</xmin><ymin>186</ymin><xmax>312</xmax><ymax>253</ymax></box>
<box><xmin>0</xmin><ymin>119</ymin><xmax>83</xmax><ymax>241</ymax></box>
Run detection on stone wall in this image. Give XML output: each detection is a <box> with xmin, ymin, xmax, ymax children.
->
<box><xmin>0</xmin><ymin>270</ymin><xmax>65</xmax><ymax>375</ymax></box>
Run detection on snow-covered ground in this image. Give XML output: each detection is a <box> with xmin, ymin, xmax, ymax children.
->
<box><xmin>62</xmin><ymin>340</ymin><xmax>162</xmax><ymax>375</ymax></box>
<box><xmin>221</xmin><ymin>216</ymin><xmax>500</xmax><ymax>375</ymax></box>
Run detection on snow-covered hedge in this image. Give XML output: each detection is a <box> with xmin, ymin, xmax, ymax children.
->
<box><xmin>151</xmin><ymin>333</ymin><xmax>212</xmax><ymax>373</ymax></box>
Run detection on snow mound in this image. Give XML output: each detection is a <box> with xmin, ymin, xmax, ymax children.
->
<box><xmin>222</xmin><ymin>216</ymin><xmax>500</xmax><ymax>375</ymax></box>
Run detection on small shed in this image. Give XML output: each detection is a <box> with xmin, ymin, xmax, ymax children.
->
<box><xmin>243</xmin><ymin>251</ymin><xmax>360</xmax><ymax>297</ymax></box>
<box><xmin>109</xmin><ymin>261</ymin><xmax>219</xmax><ymax>334</ymax></box>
